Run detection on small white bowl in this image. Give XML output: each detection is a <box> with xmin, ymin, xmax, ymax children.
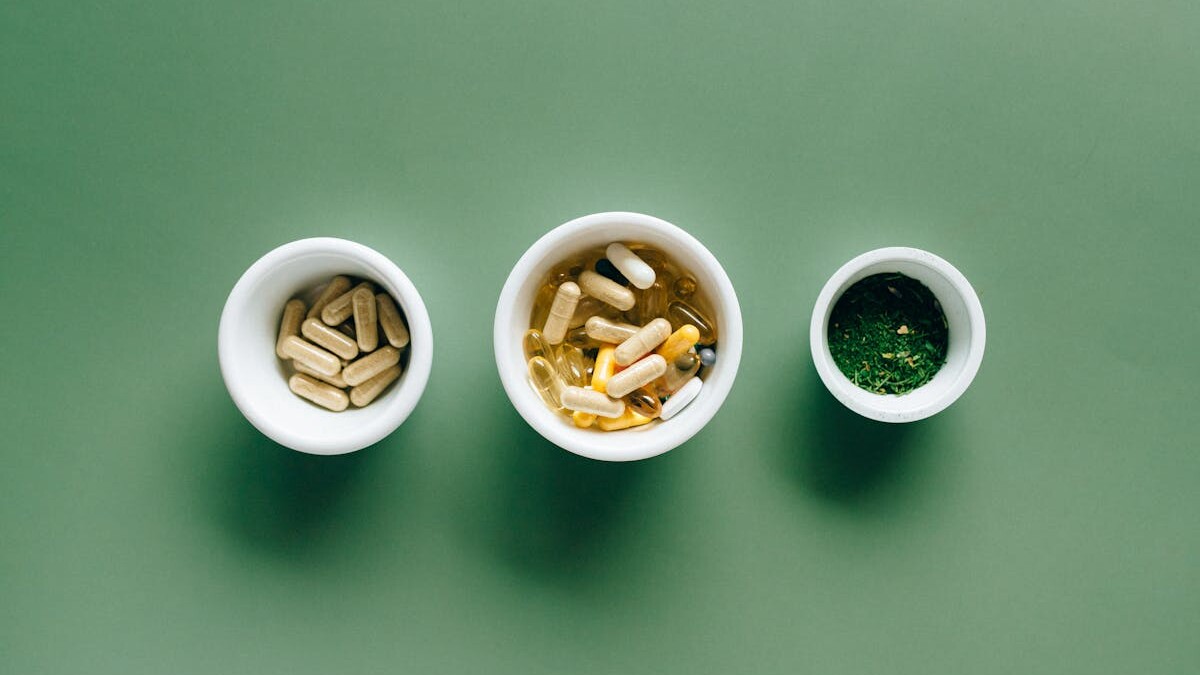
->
<box><xmin>218</xmin><ymin>237</ymin><xmax>433</xmax><ymax>455</ymax></box>
<box><xmin>810</xmin><ymin>247</ymin><xmax>985</xmax><ymax>423</ymax></box>
<box><xmin>494</xmin><ymin>212</ymin><xmax>743</xmax><ymax>462</ymax></box>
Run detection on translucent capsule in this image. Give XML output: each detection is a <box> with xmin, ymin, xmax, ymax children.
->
<box><xmin>349</xmin><ymin>364</ymin><xmax>402</xmax><ymax>407</ymax></box>
<box><xmin>615</xmin><ymin>318</ymin><xmax>672</xmax><ymax>366</ymax></box>
<box><xmin>569</xmin><ymin>296</ymin><xmax>608</xmax><ymax>328</ymax></box>
<box><xmin>675</xmin><ymin>352</ymin><xmax>698</xmax><ymax>370</ymax></box>
<box><xmin>276</xmin><ymin>299</ymin><xmax>307</xmax><ymax>359</ymax></box>
<box><xmin>629</xmin><ymin>277</ymin><xmax>668</xmax><ymax>326</ymax></box>
<box><xmin>352</xmin><ymin>287</ymin><xmax>379</xmax><ymax>352</ymax></box>
<box><xmin>523</xmin><ymin>328</ymin><xmax>554</xmax><ymax>362</ymax></box>
<box><xmin>301</xmin><ymin>318</ymin><xmax>359</xmax><ymax>361</ymax></box>
<box><xmin>578</xmin><ymin>270</ymin><xmax>635</xmax><ymax>311</ymax></box>
<box><xmin>585</xmin><ymin>316</ymin><xmax>639</xmax><ymax>344</ymax></box>
<box><xmin>591</xmin><ymin>344</ymin><xmax>617</xmax><ymax>394</ymax></box>
<box><xmin>606</xmin><ymin>242</ymin><xmax>656</xmax><ymax>289</ymax></box>
<box><xmin>606</xmin><ymin>354</ymin><xmax>668</xmax><ymax>398</ymax></box>
<box><xmin>321</xmin><ymin>281</ymin><xmax>372</xmax><ymax>325</ymax></box>
<box><xmin>660</xmin><ymin>377</ymin><xmax>702</xmax><ymax>421</ymax></box>
<box><xmin>597</xmin><ymin>408</ymin><xmax>654</xmax><ymax>431</ymax></box>
<box><xmin>699</xmin><ymin>347</ymin><xmax>717</xmax><ymax>366</ymax></box>
<box><xmin>572</xmin><ymin>410</ymin><xmax>597</xmax><ymax>428</ymax></box>
<box><xmin>376</xmin><ymin>293</ymin><xmax>410</xmax><ymax>348</ymax></box>
<box><xmin>307</xmin><ymin>276</ymin><xmax>351</xmax><ymax>320</ymax></box>
<box><xmin>343</xmin><ymin>346</ymin><xmax>401</xmax><ymax>386</ymax></box>
<box><xmin>564</xmin><ymin>325</ymin><xmax>602</xmax><ymax>350</ymax></box>
<box><xmin>656</xmin><ymin>324</ymin><xmax>700</xmax><ymax>363</ymax></box>
<box><xmin>672</xmin><ymin>274</ymin><xmax>697</xmax><ymax>300</ymax></box>
<box><xmin>658</xmin><ymin>348</ymin><xmax>700</xmax><ymax>396</ymax></box>
<box><xmin>667</xmin><ymin>300</ymin><xmax>717</xmax><ymax>344</ymax></box>
<box><xmin>555</xmin><ymin>345</ymin><xmax>588</xmax><ymax>387</ymax></box>
<box><xmin>527</xmin><ymin>356</ymin><xmax>565</xmax><ymax>409</ymax></box>
<box><xmin>530</xmin><ymin>283</ymin><xmax>557</xmax><ymax>329</ymax></box>
<box><xmin>623</xmin><ymin>387</ymin><xmax>662</xmax><ymax>419</ymax></box>
<box><xmin>548</xmin><ymin>257</ymin><xmax>586</xmax><ymax>287</ymax></box>
<box><xmin>280</xmin><ymin>335</ymin><xmax>341</xmax><ymax>377</ymax></box>
<box><xmin>560</xmin><ymin>386</ymin><xmax>625</xmax><ymax>418</ymax></box>
<box><xmin>542</xmin><ymin>281</ymin><xmax>581</xmax><ymax>345</ymax></box>
<box><xmin>289</xmin><ymin>373</ymin><xmax>349</xmax><ymax>412</ymax></box>
<box><xmin>293</xmin><ymin>359</ymin><xmax>347</xmax><ymax>388</ymax></box>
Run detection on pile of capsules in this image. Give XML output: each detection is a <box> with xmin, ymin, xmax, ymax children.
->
<box><xmin>275</xmin><ymin>276</ymin><xmax>409</xmax><ymax>411</ymax></box>
<box><xmin>526</xmin><ymin>242</ymin><xmax>718</xmax><ymax>430</ymax></box>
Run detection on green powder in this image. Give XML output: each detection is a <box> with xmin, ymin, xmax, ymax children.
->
<box><xmin>827</xmin><ymin>273</ymin><xmax>949</xmax><ymax>395</ymax></box>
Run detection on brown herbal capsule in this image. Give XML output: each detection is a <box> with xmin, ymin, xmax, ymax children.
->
<box><xmin>301</xmin><ymin>318</ymin><xmax>359</xmax><ymax>361</ymax></box>
<box><xmin>288</xmin><ymin>373</ymin><xmax>349</xmax><ymax>412</ymax></box>
<box><xmin>307</xmin><ymin>276</ymin><xmax>351</xmax><ymax>320</ymax></box>
<box><xmin>376</xmin><ymin>293</ymin><xmax>410</xmax><ymax>348</ymax></box>
<box><xmin>349</xmin><ymin>365</ymin><xmax>402</xmax><ymax>407</ymax></box>
<box><xmin>343</xmin><ymin>346</ymin><xmax>400</xmax><ymax>386</ymax></box>
<box><xmin>352</xmin><ymin>287</ymin><xmax>378</xmax><ymax>352</ymax></box>
<box><xmin>276</xmin><ymin>299</ymin><xmax>307</xmax><ymax>359</ymax></box>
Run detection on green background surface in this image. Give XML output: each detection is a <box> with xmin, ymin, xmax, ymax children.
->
<box><xmin>3</xmin><ymin>1</ymin><xmax>1198</xmax><ymax>673</ymax></box>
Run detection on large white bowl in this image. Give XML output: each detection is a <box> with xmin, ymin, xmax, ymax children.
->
<box><xmin>810</xmin><ymin>247</ymin><xmax>985</xmax><ymax>423</ymax></box>
<box><xmin>494</xmin><ymin>212</ymin><xmax>743</xmax><ymax>462</ymax></box>
<box><xmin>218</xmin><ymin>237</ymin><xmax>433</xmax><ymax>454</ymax></box>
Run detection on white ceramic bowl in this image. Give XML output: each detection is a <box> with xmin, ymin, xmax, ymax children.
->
<box><xmin>810</xmin><ymin>246</ymin><xmax>985</xmax><ymax>423</ymax></box>
<box><xmin>218</xmin><ymin>237</ymin><xmax>433</xmax><ymax>455</ymax></box>
<box><xmin>495</xmin><ymin>212</ymin><xmax>743</xmax><ymax>462</ymax></box>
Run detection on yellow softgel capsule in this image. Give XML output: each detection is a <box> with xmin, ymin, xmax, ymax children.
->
<box><xmin>656</xmin><ymin>324</ymin><xmax>700</xmax><ymax>363</ymax></box>
<box><xmin>375</xmin><ymin>293</ymin><xmax>410</xmax><ymax>349</ymax></box>
<box><xmin>342</xmin><ymin>345</ymin><xmax>400</xmax><ymax>386</ymax></box>
<box><xmin>276</xmin><ymin>299</ymin><xmax>307</xmax><ymax>359</ymax></box>
<box><xmin>555</xmin><ymin>345</ymin><xmax>589</xmax><ymax>387</ymax></box>
<box><xmin>591</xmin><ymin>344</ymin><xmax>617</xmax><ymax>394</ymax></box>
<box><xmin>542</xmin><ymin>281</ymin><xmax>581</xmax><ymax>345</ymax></box>
<box><xmin>572</xmin><ymin>410</ymin><xmax>597</xmax><ymax>428</ymax></box>
<box><xmin>349</xmin><ymin>364</ymin><xmax>402</xmax><ymax>407</ymax></box>
<box><xmin>614</xmin><ymin>318</ymin><xmax>672</xmax><ymax>366</ymax></box>
<box><xmin>352</xmin><ymin>287</ymin><xmax>379</xmax><ymax>352</ymax></box>
<box><xmin>523</xmin><ymin>328</ymin><xmax>554</xmax><ymax>362</ymax></box>
<box><xmin>321</xmin><ymin>281</ymin><xmax>372</xmax><ymax>326</ymax></box>
<box><xmin>306</xmin><ymin>276</ymin><xmax>351</xmax><ymax>320</ymax></box>
<box><xmin>667</xmin><ymin>300</ymin><xmax>717</xmax><ymax>344</ymax></box>
<box><xmin>623</xmin><ymin>387</ymin><xmax>662</xmax><ymax>419</ymax></box>
<box><xmin>301</xmin><ymin>318</ymin><xmax>359</xmax><ymax>361</ymax></box>
<box><xmin>560</xmin><ymin>386</ymin><xmax>625</xmax><ymax>418</ymax></box>
<box><xmin>528</xmin><ymin>356</ymin><xmax>565</xmax><ymax>409</ymax></box>
<box><xmin>606</xmin><ymin>354</ymin><xmax>668</xmax><ymax>399</ymax></box>
<box><xmin>530</xmin><ymin>283</ymin><xmax>557</xmax><ymax>330</ymax></box>
<box><xmin>280</xmin><ymin>335</ymin><xmax>341</xmax><ymax>377</ymax></box>
<box><xmin>627</xmin><ymin>277</ymin><xmax>668</xmax><ymax>326</ymax></box>
<box><xmin>564</xmin><ymin>325</ymin><xmax>602</xmax><ymax>350</ymax></box>
<box><xmin>293</xmin><ymin>360</ymin><xmax>348</xmax><ymax>388</ymax></box>
<box><xmin>597</xmin><ymin>408</ymin><xmax>653</xmax><ymax>431</ymax></box>
<box><xmin>577</xmin><ymin>270</ymin><xmax>635</xmax><ymax>311</ymax></box>
<box><xmin>584</xmin><ymin>316</ymin><xmax>639</xmax><ymax>344</ymax></box>
<box><xmin>288</xmin><ymin>373</ymin><xmax>350</xmax><ymax>412</ymax></box>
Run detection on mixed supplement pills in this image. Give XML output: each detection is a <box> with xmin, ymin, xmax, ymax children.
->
<box><xmin>277</xmin><ymin>276</ymin><xmax>409</xmax><ymax>411</ymax></box>
<box><xmin>525</xmin><ymin>242</ymin><xmax>717</xmax><ymax>431</ymax></box>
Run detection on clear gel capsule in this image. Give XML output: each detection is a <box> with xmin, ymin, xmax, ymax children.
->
<box><xmin>660</xmin><ymin>377</ymin><xmax>702</xmax><ymax>421</ymax></box>
<box><xmin>658</xmin><ymin>348</ymin><xmax>700</xmax><ymax>395</ymax></box>
<box><xmin>585</xmin><ymin>316</ymin><xmax>639</xmax><ymax>344</ymax></box>
<box><xmin>578</xmin><ymin>270</ymin><xmax>635</xmax><ymax>311</ymax></box>
<box><xmin>523</xmin><ymin>328</ymin><xmax>554</xmax><ymax>362</ymax></box>
<box><xmin>555</xmin><ymin>345</ymin><xmax>588</xmax><ymax>387</ymax></box>
<box><xmin>376</xmin><ymin>293</ymin><xmax>410</xmax><ymax>348</ymax></box>
<box><xmin>321</xmin><ymin>281</ymin><xmax>372</xmax><ymax>326</ymax></box>
<box><xmin>352</xmin><ymin>287</ymin><xmax>379</xmax><ymax>352</ymax></box>
<box><xmin>572</xmin><ymin>410</ymin><xmax>597</xmax><ymax>428</ymax></box>
<box><xmin>615</xmin><ymin>318</ymin><xmax>672</xmax><ymax>366</ymax></box>
<box><xmin>606</xmin><ymin>354</ymin><xmax>668</xmax><ymax>399</ymax></box>
<box><xmin>564</xmin><ymin>325</ymin><xmax>602</xmax><ymax>350</ymax></box>
<box><xmin>606</xmin><ymin>242</ymin><xmax>656</xmax><ymax>289</ymax></box>
<box><xmin>276</xmin><ymin>299</ymin><xmax>307</xmax><ymax>358</ymax></box>
<box><xmin>671</xmin><ymin>274</ymin><xmax>697</xmax><ymax>300</ymax></box>
<box><xmin>548</xmin><ymin>257</ymin><xmax>586</xmax><ymax>287</ymax></box>
<box><xmin>280</xmin><ymin>335</ymin><xmax>341</xmax><ymax>377</ymax></box>
<box><xmin>656</xmin><ymin>324</ymin><xmax>700</xmax><ymax>363</ymax></box>
<box><xmin>542</xmin><ymin>281</ymin><xmax>581</xmax><ymax>345</ymax></box>
<box><xmin>289</xmin><ymin>373</ymin><xmax>350</xmax><ymax>412</ymax></box>
<box><xmin>629</xmin><ymin>278</ymin><xmax>668</xmax><ymax>326</ymax></box>
<box><xmin>349</xmin><ymin>364</ymin><xmax>402</xmax><ymax>407</ymax></box>
<box><xmin>302</xmin><ymin>318</ymin><xmax>359</xmax><ymax>360</ymax></box>
<box><xmin>624</xmin><ymin>387</ymin><xmax>662</xmax><ymax>419</ymax></box>
<box><xmin>530</xmin><ymin>283</ymin><xmax>557</xmax><ymax>329</ymax></box>
<box><xmin>667</xmin><ymin>300</ymin><xmax>717</xmax><ymax>344</ymax></box>
<box><xmin>342</xmin><ymin>345</ymin><xmax>400</xmax><ymax>386</ymax></box>
<box><xmin>597</xmin><ymin>408</ymin><xmax>653</xmax><ymax>431</ymax></box>
<box><xmin>560</xmin><ymin>386</ymin><xmax>625</xmax><ymax>418</ymax></box>
<box><xmin>591</xmin><ymin>344</ymin><xmax>617</xmax><ymax>394</ymax></box>
<box><xmin>293</xmin><ymin>359</ymin><xmax>348</xmax><ymax>388</ymax></box>
<box><xmin>569</xmin><ymin>296</ymin><xmax>607</xmax><ymax>328</ymax></box>
<box><xmin>528</xmin><ymin>356</ymin><xmax>565</xmax><ymax>409</ymax></box>
<box><xmin>307</xmin><ymin>276</ymin><xmax>351</xmax><ymax>320</ymax></box>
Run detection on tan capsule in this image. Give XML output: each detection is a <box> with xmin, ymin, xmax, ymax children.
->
<box><xmin>293</xmin><ymin>359</ymin><xmax>348</xmax><ymax>388</ymax></box>
<box><xmin>606</xmin><ymin>354</ymin><xmax>668</xmax><ymax>398</ymax></box>
<box><xmin>276</xmin><ymin>299</ymin><xmax>307</xmax><ymax>358</ymax></box>
<box><xmin>288</xmin><ymin>373</ymin><xmax>349</xmax><ymax>412</ymax></box>
<box><xmin>306</xmin><ymin>276</ymin><xmax>351</xmax><ymax>319</ymax></box>
<box><xmin>585</xmin><ymin>316</ymin><xmax>639</xmax><ymax>344</ymax></box>
<box><xmin>656</xmin><ymin>324</ymin><xmax>700</xmax><ymax>363</ymax></box>
<box><xmin>560</xmin><ymin>386</ymin><xmax>625</xmax><ymax>419</ymax></box>
<box><xmin>342</xmin><ymin>345</ymin><xmax>400</xmax><ymax>386</ymax></box>
<box><xmin>597</xmin><ymin>408</ymin><xmax>654</xmax><ymax>431</ymax></box>
<box><xmin>614</xmin><ymin>318</ymin><xmax>672</xmax><ymax>366</ymax></box>
<box><xmin>542</xmin><ymin>281</ymin><xmax>581</xmax><ymax>345</ymax></box>
<box><xmin>301</xmin><ymin>318</ymin><xmax>359</xmax><ymax>360</ymax></box>
<box><xmin>578</xmin><ymin>270</ymin><xmax>635</xmax><ymax>311</ymax></box>
<box><xmin>352</xmin><ymin>287</ymin><xmax>378</xmax><ymax>352</ymax></box>
<box><xmin>280</xmin><ymin>335</ymin><xmax>341</xmax><ymax>376</ymax></box>
<box><xmin>375</xmin><ymin>293</ymin><xmax>409</xmax><ymax>348</ymax></box>
<box><xmin>321</xmin><ymin>281</ymin><xmax>372</xmax><ymax>326</ymax></box>
<box><xmin>349</xmin><ymin>364</ymin><xmax>402</xmax><ymax>407</ymax></box>
<box><xmin>572</xmin><ymin>410</ymin><xmax>597</xmax><ymax>428</ymax></box>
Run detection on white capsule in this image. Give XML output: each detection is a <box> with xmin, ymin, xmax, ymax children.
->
<box><xmin>606</xmin><ymin>242</ymin><xmax>656</xmax><ymax>289</ymax></box>
<box><xmin>660</xmin><ymin>377</ymin><xmax>702</xmax><ymax>421</ymax></box>
<box><xmin>560</xmin><ymin>386</ymin><xmax>625</xmax><ymax>419</ymax></box>
<box><xmin>542</xmin><ymin>281</ymin><xmax>581</xmax><ymax>345</ymax></box>
<box><xmin>578</xmin><ymin>270</ymin><xmax>635</xmax><ymax>311</ymax></box>
<box><xmin>605</xmin><ymin>354</ymin><xmax>668</xmax><ymax>399</ymax></box>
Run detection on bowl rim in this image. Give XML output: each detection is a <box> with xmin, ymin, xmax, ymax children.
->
<box><xmin>218</xmin><ymin>236</ymin><xmax>433</xmax><ymax>454</ymax></box>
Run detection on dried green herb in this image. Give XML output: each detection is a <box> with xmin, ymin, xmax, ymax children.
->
<box><xmin>827</xmin><ymin>273</ymin><xmax>948</xmax><ymax>395</ymax></box>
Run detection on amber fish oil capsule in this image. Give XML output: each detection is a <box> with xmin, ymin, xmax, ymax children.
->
<box><xmin>605</xmin><ymin>354</ymin><xmax>668</xmax><ymax>399</ymax></box>
<box><xmin>577</xmin><ymin>270</ymin><xmax>635</xmax><ymax>311</ymax></box>
<box><xmin>560</xmin><ymin>386</ymin><xmax>625</xmax><ymax>418</ymax></box>
<box><xmin>280</xmin><ymin>335</ymin><xmax>341</xmax><ymax>377</ymax></box>
<box><xmin>342</xmin><ymin>345</ymin><xmax>401</xmax><ymax>386</ymax></box>
<box><xmin>276</xmin><ymin>299</ymin><xmax>307</xmax><ymax>358</ymax></box>
<box><xmin>542</xmin><ymin>281</ymin><xmax>581</xmax><ymax>345</ymax></box>
<box><xmin>376</xmin><ymin>293</ymin><xmax>410</xmax><ymax>348</ymax></box>
<box><xmin>306</xmin><ymin>276</ymin><xmax>351</xmax><ymax>320</ymax></box>
<box><xmin>289</xmin><ymin>373</ymin><xmax>350</xmax><ymax>412</ymax></box>
<box><xmin>667</xmin><ymin>300</ymin><xmax>717</xmax><ymax>344</ymax></box>
<box><xmin>615</xmin><ymin>318</ymin><xmax>672</xmax><ymax>366</ymax></box>
<box><xmin>301</xmin><ymin>318</ymin><xmax>359</xmax><ymax>361</ymax></box>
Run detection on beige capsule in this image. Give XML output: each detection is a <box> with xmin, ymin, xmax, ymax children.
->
<box><xmin>376</xmin><ymin>293</ymin><xmax>410</xmax><ymax>348</ymax></box>
<box><xmin>542</xmin><ymin>281</ymin><xmax>581</xmax><ymax>345</ymax></box>
<box><xmin>352</xmin><ymin>287</ymin><xmax>379</xmax><ymax>352</ymax></box>
<box><xmin>614</xmin><ymin>318</ymin><xmax>672</xmax><ymax>366</ymax></box>
<box><xmin>306</xmin><ymin>276</ymin><xmax>351</xmax><ymax>320</ymax></box>
<box><xmin>578</xmin><ymin>270</ymin><xmax>635</xmax><ymax>311</ymax></box>
<box><xmin>560</xmin><ymin>386</ymin><xmax>625</xmax><ymax>419</ymax></box>
<box><xmin>288</xmin><ymin>373</ymin><xmax>349</xmax><ymax>412</ymax></box>
<box><xmin>349</xmin><ymin>365</ymin><xmax>402</xmax><ymax>407</ymax></box>
<box><xmin>321</xmin><ymin>281</ymin><xmax>373</xmax><ymax>326</ymax></box>
<box><xmin>605</xmin><ymin>354</ymin><xmax>668</xmax><ymax>398</ymax></box>
<box><xmin>585</xmin><ymin>316</ymin><xmax>639</xmax><ymax>344</ymax></box>
<box><xmin>280</xmin><ymin>335</ymin><xmax>341</xmax><ymax>376</ymax></box>
<box><xmin>293</xmin><ymin>359</ymin><xmax>348</xmax><ymax>388</ymax></box>
<box><xmin>343</xmin><ymin>345</ymin><xmax>401</xmax><ymax>386</ymax></box>
<box><xmin>276</xmin><ymin>299</ymin><xmax>307</xmax><ymax>359</ymax></box>
<box><xmin>301</xmin><ymin>318</ymin><xmax>359</xmax><ymax>360</ymax></box>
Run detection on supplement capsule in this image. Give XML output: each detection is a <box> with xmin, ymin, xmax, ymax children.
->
<box><xmin>342</xmin><ymin>345</ymin><xmax>401</xmax><ymax>386</ymax></box>
<box><xmin>569</xmin><ymin>296</ymin><xmax>607</xmax><ymax>328</ymax></box>
<box><xmin>280</xmin><ymin>335</ymin><xmax>341</xmax><ymax>376</ymax></box>
<box><xmin>307</xmin><ymin>276</ymin><xmax>351</xmax><ymax>319</ymax></box>
<box><xmin>376</xmin><ymin>293</ymin><xmax>410</xmax><ymax>348</ymax></box>
<box><xmin>597</xmin><ymin>408</ymin><xmax>653</xmax><ymax>431</ymax></box>
<box><xmin>699</xmin><ymin>347</ymin><xmax>717</xmax><ymax>366</ymax></box>
<box><xmin>660</xmin><ymin>377</ymin><xmax>702</xmax><ymax>421</ymax></box>
<box><xmin>564</xmin><ymin>325</ymin><xmax>602</xmax><ymax>350</ymax></box>
<box><xmin>555</xmin><ymin>345</ymin><xmax>589</xmax><ymax>388</ymax></box>
<box><xmin>560</xmin><ymin>386</ymin><xmax>625</xmax><ymax>418</ymax></box>
<box><xmin>289</xmin><ymin>373</ymin><xmax>350</xmax><ymax>412</ymax></box>
<box><xmin>672</xmin><ymin>274</ymin><xmax>697</xmax><ymax>300</ymax></box>
<box><xmin>606</xmin><ymin>354</ymin><xmax>668</xmax><ymax>398</ymax></box>
<box><xmin>572</xmin><ymin>410</ymin><xmax>597</xmax><ymax>428</ymax></box>
<box><xmin>542</xmin><ymin>281</ymin><xmax>581</xmax><ymax>345</ymax></box>
<box><xmin>614</xmin><ymin>318</ymin><xmax>672</xmax><ymax>366</ymax></box>
<box><xmin>658</xmin><ymin>348</ymin><xmax>700</xmax><ymax>395</ymax></box>
<box><xmin>667</xmin><ymin>300</ymin><xmax>717</xmax><ymax>344</ymax></box>
<box><xmin>548</xmin><ymin>257</ymin><xmax>586</xmax><ymax>287</ymax></box>
<box><xmin>591</xmin><ymin>344</ymin><xmax>617</xmax><ymax>394</ymax></box>
<box><xmin>623</xmin><ymin>387</ymin><xmax>662</xmax><ymax>419</ymax></box>
<box><xmin>606</xmin><ymin>242</ymin><xmax>656</xmax><ymax>289</ymax></box>
<box><xmin>293</xmin><ymin>360</ymin><xmax>348</xmax><ymax>388</ymax></box>
<box><xmin>349</xmin><ymin>364</ymin><xmax>402</xmax><ymax>407</ymax></box>
<box><xmin>301</xmin><ymin>318</ymin><xmax>359</xmax><ymax>361</ymax></box>
<box><xmin>585</xmin><ymin>316</ymin><xmax>639</xmax><ymax>344</ymax></box>
<box><xmin>528</xmin><ymin>356</ymin><xmax>565</xmax><ymax>408</ymax></box>
<box><xmin>276</xmin><ymin>299</ymin><xmax>307</xmax><ymax>358</ymax></box>
<box><xmin>321</xmin><ymin>281</ymin><xmax>372</xmax><ymax>326</ymax></box>
<box><xmin>523</xmin><ymin>328</ymin><xmax>554</xmax><ymax>362</ymax></box>
<box><xmin>629</xmin><ymin>277</ymin><xmax>668</xmax><ymax>326</ymax></box>
<box><xmin>352</xmin><ymin>287</ymin><xmax>379</xmax><ymax>352</ymax></box>
<box><xmin>578</xmin><ymin>270</ymin><xmax>635</xmax><ymax>311</ymax></box>
<box><xmin>530</xmin><ymin>283</ymin><xmax>557</xmax><ymax>330</ymax></box>
<box><xmin>656</xmin><ymin>324</ymin><xmax>700</xmax><ymax>363</ymax></box>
